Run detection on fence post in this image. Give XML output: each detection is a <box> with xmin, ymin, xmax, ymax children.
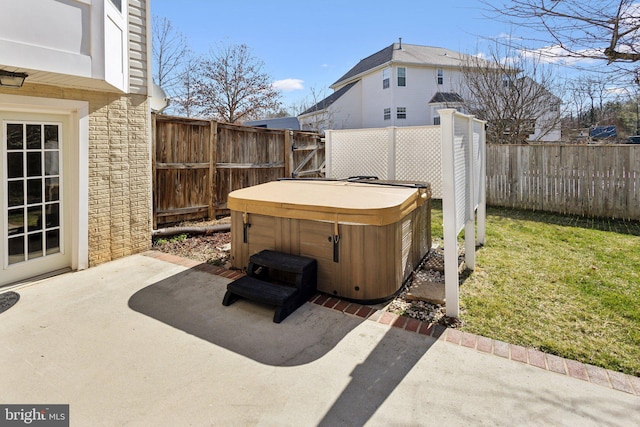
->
<box><xmin>388</xmin><ymin>127</ymin><xmax>396</xmax><ymax>180</ymax></box>
<box><xmin>284</xmin><ymin>130</ymin><xmax>293</xmax><ymax>178</ymax></box>
<box><xmin>208</xmin><ymin>120</ymin><xmax>218</xmax><ymax>219</ymax></box>
<box><xmin>152</xmin><ymin>113</ymin><xmax>157</xmax><ymax>229</ymax></box>
<box><xmin>439</xmin><ymin>109</ymin><xmax>460</xmax><ymax>318</ymax></box>
<box><xmin>465</xmin><ymin>115</ymin><xmax>476</xmax><ymax>270</ymax></box>
<box><xmin>477</xmin><ymin>119</ymin><xmax>487</xmax><ymax>245</ymax></box>
<box><xmin>325</xmin><ymin>130</ymin><xmax>333</xmax><ymax>178</ymax></box>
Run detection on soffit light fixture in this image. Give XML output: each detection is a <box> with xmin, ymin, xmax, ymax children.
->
<box><xmin>0</xmin><ymin>70</ymin><xmax>28</xmax><ymax>88</ymax></box>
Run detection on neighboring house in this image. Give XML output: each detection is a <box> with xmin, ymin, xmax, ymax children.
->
<box><xmin>528</xmin><ymin>82</ymin><xmax>562</xmax><ymax>142</ymax></box>
<box><xmin>0</xmin><ymin>0</ymin><xmax>152</xmax><ymax>287</ymax></box>
<box><xmin>298</xmin><ymin>41</ymin><xmax>470</xmax><ymax>132</ymax></box>
<box><xmin>243</xmin><ymin>116</ymin><xmax>300</xmax><ymax>130</ymax></box>
<box><xmin>298</xmin><ymin>40</ymin><xmax>561</xmax><ymax>142</ymax></box>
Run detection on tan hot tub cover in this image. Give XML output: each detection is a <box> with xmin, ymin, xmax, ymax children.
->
<box><xmin>227</xmin><ymin>180</ymin><xmax>431</xmax><ymax>226</ymax></box>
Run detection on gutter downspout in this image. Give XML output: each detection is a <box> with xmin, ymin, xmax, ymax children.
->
<box><xmin>146</xmin><ymin>0</ymin><xmax>154</xmax><ymax>235</ymax></box>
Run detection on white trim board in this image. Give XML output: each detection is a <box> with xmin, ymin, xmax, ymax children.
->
<box><xmin>0</xmin><ymin>94</ymin><xmax>89</xmax><ymax>272</ymax></box>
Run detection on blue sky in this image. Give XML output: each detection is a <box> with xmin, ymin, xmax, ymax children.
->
<box><xmin>150</xmin><ymin>0</ymin><xmax>594</xmax><ymax>109</ymax></box>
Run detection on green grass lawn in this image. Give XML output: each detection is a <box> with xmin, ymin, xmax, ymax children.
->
<box><xmin>430</xmin><ymin>200</ymin><xmax>640</xmax><ymax>376</ymax></box>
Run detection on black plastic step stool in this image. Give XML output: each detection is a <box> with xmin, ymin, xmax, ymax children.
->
<box><xmin>222</xmin><ymin>250</ymin><xmax>317</xmax><ymax>323</ymax></box>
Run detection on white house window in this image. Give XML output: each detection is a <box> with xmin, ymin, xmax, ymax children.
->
<box><xmin>502</xmin><ymin>74</ymin><xmax>510</xmax><ymax>88</ymax></box>
<box><xmin>550</xmin><ymin>103</ymin><xmax>560</xmax><ymax>112</ymax></box>
<box><xmin>437</xmin><ymin>69</ymin><xmax>443</xmax><ymax>85</ymax></box>
<box><xmin>397</xmin><ymin>67</ymin><xmax>406</xmax><ymax>86</ymax></box>
<box><xmin>110</xmin><ymin>0</ymin><xmax>122</xmax><ymax>12</ymax></box>
<box><xmin>433</xmin><ymin>116</ymin><xmax>441</xmax><ymax>125</ymax></box>
<box><xmin>382</xmin><ymin>69</ymin><xmax>390</xmax><ymax>89</ymax></box>
<box><xmin>397</xmin><ymin>107</ymin><xmax>406</xmax><ymax>119</ymax></box>
<box><xmin>384</xmin><ymin>108</ymin><xmax>391</xmax><ymax>120</ymax></box>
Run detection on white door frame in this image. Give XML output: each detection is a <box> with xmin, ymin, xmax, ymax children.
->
<box><xmin>0</xmin><ymin>94</ymin><xmax>89</xmax><ymax>272</ymax></box>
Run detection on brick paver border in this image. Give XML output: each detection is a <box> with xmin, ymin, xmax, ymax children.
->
<box><xmin>144</xmin><ymin>250</ymin><xmax>640</xmax><ymax>397</ymax></box>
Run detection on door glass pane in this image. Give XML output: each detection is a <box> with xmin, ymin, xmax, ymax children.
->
<box><xmin>7</xmin><ymin>152</ymin><xmax>23</xmax><ymax>178</ymax></box>
<box><xmin>45</xmin><ymin>152</ymin><xmax>59</xmax><ymax>175</ymax></box>
<box><xmin>8</xmin><ymin>181</ymin><xmax>24</xmax><ymax>207</ymax></box>
<box><xmin>8</xmin><ymin>237</ymin><xmax>25</xmax><ymax>265</ymax></box>
<box><xmin>28</xmin><ymin>233</ymin><xmax>43</xmax><ymax>260</ymax></box>
<box><xmin>7</xmin><ymin>208</ymin><xmax>24</xmax><ymax>236</ymax></box>
<box><xmin>46</xmin><ymin>204</ymin><xmax>60</xmax><ymax>228</ymax></box>
<box><xmin>26</xmin><ymin>124</ymin><xmax>41</xmax><ymax>149</ymax></box>
<box><xmin>28</xmin><ymin>206</ymin><xmax>43</xmax><ymax>232</ymax></box>
<box><xmin>45</xmin><ymin>178</ymin><xmax>59</xmax><ymax>201</ymax></box>
<box><xmin>5</xmin><ymin>121</ymin><xmax>62</xmax><ymax>265</ymax></box>
<box><xmin>27</xmin><ymin>152</ymin><xmax>42</xmax><ymax>176</ymax></box>
<box><xmin>27</xmin><ymin>178</ymin><xmax>42</xmax><ymax>204</ymax></box>
<box><xmin>46</xmin><ymin>230</ymin><xmax>60</xmax><ymax>255</ymax></box>
<box><xmin>6</xmin><ymin>124</ymin><xmax>23</xmax><ymax>149</ymax></box>
<box><xmin>44</xmin><ymin>125</ymin><xmax>59</xmax><ymax>149</ymax></box>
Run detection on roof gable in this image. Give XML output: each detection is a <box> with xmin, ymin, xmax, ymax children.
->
<box><xmin>299</xmin><ymin>81</ymin><xmax>359</xmax><ymax>116</ymax></box>
<box><xmin>429</xmin><ymin>92</ymin><xmax>464</xmax><ymax>104</ymax></box>
<box><xmin>332</xmin><ymin>44</ymin><xmax>395</xmax><ymax>87</ymax></box>
<box><xmin>332</xmin><ymin>42</ymin><xmax>477</xmax><ymax>88</ymax></box>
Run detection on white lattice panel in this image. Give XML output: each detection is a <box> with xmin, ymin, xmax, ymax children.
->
<box><xmin>329</xmin><ymin>129</ymin><xmax>388</xmax><ymax>179</ymax></box>
<box><xmin>454</xmin><ymin>119</ymin><xmax>470</xmax><ymax>232</ymax></box>
<box><xmin>395</xmin><ymin>126</ymin><xmax>443</xmax><ymax>198</ymax></box>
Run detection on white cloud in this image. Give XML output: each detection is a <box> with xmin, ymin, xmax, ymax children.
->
<box><xmin>494</xmin><ymin>33</ymin><xmax>523</xmax><ymax>42</ymax></box>
<box><xmin>272</xmin><ymin>78</ymin><xmax>304</xmax><ymax>92</ymax></box>
<box><xmin>521</xmin><ymin>44</ymin><xmax>599</xmax><ymax>65</ymax></box>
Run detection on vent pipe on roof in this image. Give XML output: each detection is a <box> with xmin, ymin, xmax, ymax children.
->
<box><xmin>398</xmin><ymin>37</ymin><xmax>402</xmax><ymax>50</ymax></box>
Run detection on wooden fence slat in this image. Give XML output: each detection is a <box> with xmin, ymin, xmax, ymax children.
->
<box><xmin>209</xmin><ymin>121</ymin><xmax>217</xmax><ymax>220</ymax></box>
<box><xmin>486</xmin><ymin>144</ymin><xmax>640</xmax><ymax>220</ymax></box>
<box><xmin>152</xmin><ymin>114</ymin><xmax>324</xmax><ymax>227</ymax></box>
<box><xmin>156</xmin><ymin>163</ymin><xmax>209</xmax><ymax>170</ymax></box>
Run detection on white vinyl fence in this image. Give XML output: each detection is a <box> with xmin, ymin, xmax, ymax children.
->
<box><xmin>325</xmin><ymin>110</ymin><xmax>487</xmax><ymax>317</ymax></box>
<box><xmin>439</xmin><ymin>109</ymin><xmax>486</xmax><ymax>317</ymax></box>
<box><xmin>325</xmin><ymin>125</ymin><xmax>444</xmax><ymax>197</ymax></box>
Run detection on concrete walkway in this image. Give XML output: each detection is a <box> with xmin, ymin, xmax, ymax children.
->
<box><xmin>1</xmin><ymin>253</ymin><xmax>638</xmax><ymax>426</ymax></box>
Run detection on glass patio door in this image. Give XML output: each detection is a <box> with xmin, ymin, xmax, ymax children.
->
<box><xmin>2</xmin><ymin>113</ymin><xmax>71</xmax><ymax>286</ymax></box>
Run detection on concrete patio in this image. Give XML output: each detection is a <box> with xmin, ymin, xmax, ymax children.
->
<box><xmin>1</xmin><ymin>253</ymin><xmax>638</xmax><ymax>426</ymax></box>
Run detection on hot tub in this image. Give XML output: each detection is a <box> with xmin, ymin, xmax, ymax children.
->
<box><xmin>228</xmin><ymin>180</ymin><xmax>431</xmax><ymax>303</ymax></box>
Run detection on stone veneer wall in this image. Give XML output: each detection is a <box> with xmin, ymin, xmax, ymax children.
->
<box><xmin>0</xmin><ymin>83</ymin><xmax>151</xmax><ymax>266</ymax></box>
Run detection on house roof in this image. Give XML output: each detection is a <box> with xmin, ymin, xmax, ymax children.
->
<box><xmin>243</xmin><ymin>117</ymin><xmax>300</xmax><ymax>130</ymax></box>
<box><xmin>331</xmin><ymin>42</ymin><xmax>477</xmax><ymax>88</ymax></box>
<box><xmin>299</xmin><ymin>81</ymin><xmax>358</xmax><ymax>116</ymax></box>
<box><xmin>429</xmin><ymin>92</ymin><xmax>464</xmax><ymax>104</ymax></box>
<box><xmin>298</xmin><ymin>42</ymin><xmax>494</xmax><ymax>118</ymax></box>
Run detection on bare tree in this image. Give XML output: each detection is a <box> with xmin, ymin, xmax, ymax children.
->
<box><xmin>152</xmin><ymin>16</ymin><xmax>190</xmax><ymax>95</ymax></box>
<box><xmin>564</xmin><ymin>78</ymin><xmax>591</xmax><ymax>139</ymax></box>
<box><xmin>171</xmin><ymin>53</ymin><xmax>200</xmax><ymax>118</ymax></box>
<box><xmin>296</xmin><ymin>86</ymin><xmax>339</xmax><ymax>133</ymax></box>
<box><xmin>485</xmin><ymin>1</ymin><xmax>640</xmax><ymax>64</ymax></box>
<box><xmin>194</xmin><ymin>43</ymin><xmax>282</xmax><ymax>123</ymax></box>
<box><xmin>460</xmin><ymin>43</ymin><xmax>563</xmax><ymax>144</ymax></box>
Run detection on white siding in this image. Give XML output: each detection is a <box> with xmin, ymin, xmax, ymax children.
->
<box><xmin>361</xmin><ymin>67</ymin><xmax>392</xmax><ymax>128</ymax></box>
<box><xmin>328</xmin><ymin>64</ymin><xmax>467</xmax><ymax>130</ymax></box>
<box><xmin>331</xmin><ymin>81</ymin><xmax>363</xmax><ymax>129</ymax></box>
<box><xmin>0</xmin><ymin>0</ymin><xmax>147</xmax><ymax>94</ymax></box>
<box><xmin>0</xmin><ymin>0</ymin><xmax>93</xmax><ymax>78</ymax></box>
<box><xmin>128</xmin><ymin>0</ymin><xmax>148</xmax><ymax>95</ymax></box>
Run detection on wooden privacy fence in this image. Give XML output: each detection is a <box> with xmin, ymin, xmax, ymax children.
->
<box><xmin>486</xmin><ymin>144</ymin><xmax>640</xmax><ymax>220</ymax></box>
<box><xmin>152</xmin><ymin>114</ymin><xmax>324</xmax><ymax>228</ymax></box>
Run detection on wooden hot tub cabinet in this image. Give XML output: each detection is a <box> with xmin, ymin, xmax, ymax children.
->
<box><xmin>228</xmin><ymin>180</ymin><xmax>431</xmax><ymax>303</ymax></box>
